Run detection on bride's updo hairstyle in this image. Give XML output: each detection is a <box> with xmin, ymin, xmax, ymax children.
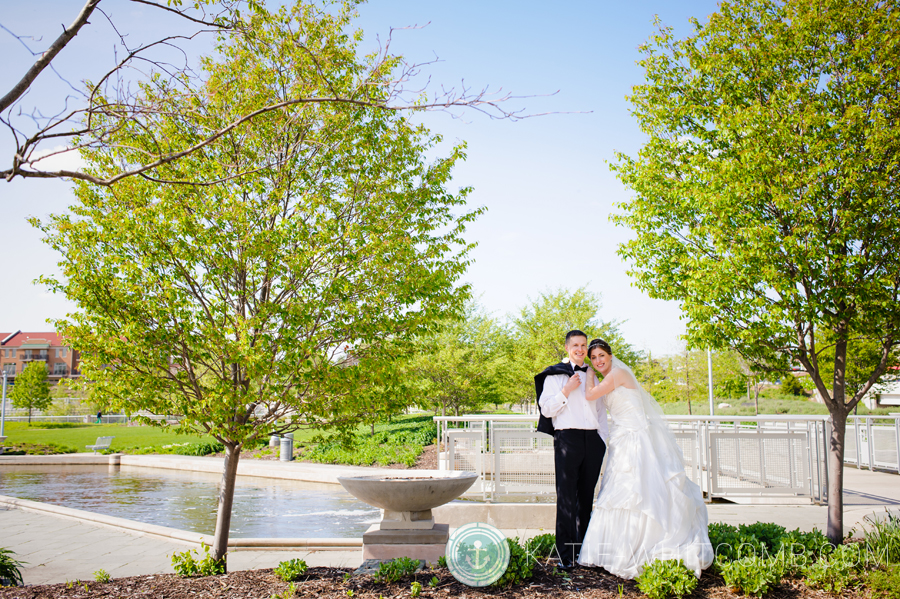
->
<box><xmin>588</xmin><ymin>338</ymin><xmax>612</xmax><ymax>359</ymax></box>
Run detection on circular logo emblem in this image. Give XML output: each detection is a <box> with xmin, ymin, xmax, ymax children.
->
<box><xmin>445</xmin><ymin>522</ymin><xmax>510</xmax><ymax>587</ymax></box>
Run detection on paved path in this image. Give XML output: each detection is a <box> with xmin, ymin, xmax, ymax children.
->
<box><xmin>2</xmin><ymin>463</ymin><xmax>899</xmax><ymax>586</ymax></box>
<box><xmin>0</xmin><ymin>507</ymin><xmax>359</xmax><ymax>585</ymax></box>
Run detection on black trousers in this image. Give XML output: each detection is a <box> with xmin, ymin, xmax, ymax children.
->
<box><xmin>554</xmin><ymin>429</ymin><xmax>606</xmax><ymax>564</ymax></box>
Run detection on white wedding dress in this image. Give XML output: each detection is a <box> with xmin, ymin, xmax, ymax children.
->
<box><xmin>578</xmin><ymin>363</ymin><xmax>713</xmax><ymax>579</ymax></box>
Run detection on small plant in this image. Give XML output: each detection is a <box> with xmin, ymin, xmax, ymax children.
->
<box><xmin>269</xmin><ymin>582</ymin><xmax>297</xmax><ymax>599</ymax></box>
<box><xmin>428</xmin><ymin>576</ymin><xmax>440</xmax><ymax>588</ymax></box>
<box><xmin>93</xmin><ymin>569</ymin><xmax>111</xmax><ymax>583</ymax></box>
<box><xmin>865</xmin><ymin>513</ymin><xmax>900</xmax><ymax>566</ymax></box>
<box><xmin>346</xmin><ymin>590</ymin><xmax>354</xmax><ymax>597</ymax></box>
<box><xmin>411</xmin><ymin>581</ymin><xmax>422</xmax><ymax>597</ymax></box>
<box><xmin>803</xmin><ymin>544</ymin><xmax>860</xmax><ymax>594</ymax></box>
<box><xmin>618</xmin><ymin>583</ymin><xmax>625</xmax><ymax>597</ymax></box>
<box><xmin>437</xmin><ymin>555</ymin><xmax>447</xmax><ymax>568</ymax></box>
<box><xmin>0</xmin><ymin>548</ymin><xmax>25</xmax><ymax>587</ymax></box>
<box><xmin>635</xmin><ymin>559</ymin><xmax>698</xmax><ymax>599</ymax></box>
<box><xmin>492</xmin><ymin>538</ymin><xmax>533</xmax><ymax>588</ymax></box>
<box><xmin>374</xmin><ymin>557</ymin><xmax>421</xmax><ymax>584</ymax></box>
<box><xmin>343</xmin><ymin>572</ymin><xmax>352</xmax><ymax>582</ymax></box>
<box><xmin>720</xmin><ymin>554</ymin><xmax>782</xmax><ymax>597</ymax></box>
<box><xmin>274</xmin><ymin>559</ymin><xmax>308</xmax><ymax>582</ymax></box>
<box><xmin>867</xmin><ymin>564</ymin><xmax>900</xmax><ymax>599</ymax></box>
<box><xmin>171</xmin><ymin>543</ymin><xmax>226</xmax><ymax>577</ymax></box>
<box><xmin>524</xmin><ymin>534</ymin><xmax>556</xmax><ymax>561</ymax></box>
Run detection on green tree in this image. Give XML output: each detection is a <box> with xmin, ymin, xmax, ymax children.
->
<box><xmin>780</xmin><ymin>375</ymin><xmax>806</xmax><ymax>397</ymax></box>
<box><xmin>507</xmin><ymin>287</ymin><xmax>643</xmax><ymax>404</ymax></box>
<box><xmin>10</xmin><ymin>362</ymin><xmax>52</xmax><ymax>423</ymax></box>
<box><xmin>415</xmin><ymin>302</ymin><xmax>509</xmax><ymax>417</ymax></box>
<box><xmin>612</xmin><ymin>0</ymin><xmax>900</xmax><ymax>542</ymax></box>
<box><xmin>35</xmin><ymin>1</ymin><xmax>478</xmax><ymax>564</ymax></box>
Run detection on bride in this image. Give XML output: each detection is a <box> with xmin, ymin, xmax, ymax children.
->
<box><xmin>576</xmin><ymin>338</ymin><xmax>713</xmax><ymax>578</ymax></box>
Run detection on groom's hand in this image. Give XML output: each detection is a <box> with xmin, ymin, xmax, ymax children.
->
<box><xmin>562</xmin><ymin>374</ymin><xmax>581</xmax><ymax>397</ymax></box>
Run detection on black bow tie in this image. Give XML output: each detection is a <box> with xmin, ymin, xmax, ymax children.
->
<box><xmin>573</xmin><ymin>365</ymin><xmax>588</xmax><ymax>372</ymax></box>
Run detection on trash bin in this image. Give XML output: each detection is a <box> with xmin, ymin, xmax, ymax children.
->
<box><xmin>280</xmin><ymin>437</ymin><xmax>293</xmax><ymax>462</ymax></box>
<box><xmin>269</xmin><ymin>435</ymin><xmax>280</xmax><ymax>447</ymax></box>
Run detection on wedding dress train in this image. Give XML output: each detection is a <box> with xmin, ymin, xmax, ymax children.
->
<box><xmin>577</xmin><ymin>382</ymin><xmax>713</xmax><ymax>579</ymax></box>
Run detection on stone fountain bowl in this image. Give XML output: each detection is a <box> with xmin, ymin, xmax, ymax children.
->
<box><xmin>337</xmin><ymin>470</ymin><xmax>478</xmax><ymax>513</ymax></box>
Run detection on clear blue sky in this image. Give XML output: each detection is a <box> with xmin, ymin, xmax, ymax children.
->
<box><xmin>0</xmin><ymin>0</ymin><xmax>720</xmax><ymax>356</ymax></box>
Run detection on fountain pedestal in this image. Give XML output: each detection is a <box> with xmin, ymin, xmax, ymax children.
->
<box><xmin>338</xmin><ymin>471</ymin><xmax>478</xmax><ymax>563</ymax></box>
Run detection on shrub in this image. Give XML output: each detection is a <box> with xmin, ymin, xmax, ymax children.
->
<box><xmin>720</xmin><ymin>555</ymin><xmax>782</xmax><ymax>597</ymax></box>
<box><xmin>492</xmin><ymin>538</ymin><xmax>533</xmax><ymax>588</ymax></box>
<box><xmin>437</xmin><ymin>555</ymin><xmax>447</xmax><ymax>568</ymax></box>
<box><xmin>373</xmin><ymin>557</ymin><xmax>421</xmax><ymax>584</ymax></box>
<box><xmin>171</xmin><ymin>544</ymin><xmax>226</xmax><ymax>577</ymax></box>
<box><xmin>772</xmin><ymin>528</ymin><xmax>832</xmax><ymax>574</ymax></box>
<box><xmin>524</xmin><ymin>534</ymin><xmax>556</xmax><ymax>561</ymax></box>
<box><xmin>410</xmin><ymin>581</ymin><xmax>422</xmax><ymax>597</ymax></box>
<box><xmin>708</xmin><ymin>522</ymin><xmax>766</xmax><ymax>567</ymax></box>
<box><xmin>867</xmin><ymin>564</ymin><xmax>900</xmax><ymax>599</ymax></box>
<box><xmin>273</xmin><ymin>559</ymin><xmax>308</xmax><ymax>582</ymax></box>
<box><xmin>0</xmin><ymin>548</ymin><xmax>25</xmax><ymax>587</ymax></box>
<box><xmin>304</xmin><ymin>417</ymin><xmax>436</xmax><ymax>467</ymax></box>
<box><xmin>635</xmin><ymin>559</ymin><xmax>698</xmax><ymax>599</ymax></box>
<box><xmin>739</xmin><ymin>523</ymin><xmax>786</xmax><ymax>552</ymax></box>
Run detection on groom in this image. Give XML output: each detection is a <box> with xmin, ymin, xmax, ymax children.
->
<box><xmin>534</xmin><ymin>330</ymin><xmax>609</xmax><ymax>570</ymax></box>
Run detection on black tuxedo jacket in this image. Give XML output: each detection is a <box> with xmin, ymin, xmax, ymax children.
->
<box><xmin>534</xmin><ymin>362</ymin><xmax>577</xmax><ymax>436</ymax></box>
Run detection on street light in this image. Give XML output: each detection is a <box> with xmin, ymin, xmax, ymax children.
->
<box><xmin>707</xmin><ymin>348</ymin><xmax>715</xmax><ymax>416</ymax></box>
<box><xmin>1</xmin><ymin>371</ymin><xmax>7</xmax><ymax>440</ymax></box>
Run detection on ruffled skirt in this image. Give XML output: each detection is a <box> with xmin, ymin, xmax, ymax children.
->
<box><xmin>577</xmin><ymin>422</ymin><xmax>714</xmax><ymax>579</ymax></box>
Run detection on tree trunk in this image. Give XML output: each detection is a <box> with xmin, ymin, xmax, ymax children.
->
<box><xmin>826</xmin><ymin>333</ymin><xmax>849</xmax><ymax>545</ymax></box>
<box><xmin>28</xmin><ymin>406</ymin><xmax>32</xmax><ymax>424</ymax></box>
<box><xmin>211</xmin><ymin>443</ymin><xmax>241</xmax><ymax>565</ymax></box>
<box><xmin>826</xmin><ymin>410</ymin><xmax>847</xmax><ymax>545</ymax></box>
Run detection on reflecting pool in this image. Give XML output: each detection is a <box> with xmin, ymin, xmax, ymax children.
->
<box><xmin>0</xmin><ymin>465</ymin><xmax>380</xmax><ymax>537</ymax></box>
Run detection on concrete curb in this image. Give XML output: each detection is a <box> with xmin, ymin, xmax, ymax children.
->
<box><xmin>0</xmin><ymin>495</ymin><xmax>362</xmax><ymax>551</ymax></box>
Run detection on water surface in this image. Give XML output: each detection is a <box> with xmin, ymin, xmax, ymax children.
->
<box><xmin>0</xmin><ymin>465</ymin><xmax>380</xmax><ymax>537</ymax></box>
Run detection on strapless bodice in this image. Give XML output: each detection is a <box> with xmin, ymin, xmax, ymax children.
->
<box><xmin>606</xmin><ymin>386</ymin><xmax>649</xmax><ymax>432</ymax></box>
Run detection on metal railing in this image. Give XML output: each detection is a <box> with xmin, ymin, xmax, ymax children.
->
<box><xmin>845</xmin><ymin>415</ymin><xmax>900</xmax><ymax>473</ymax></box>
<box><xmin>435</xmin><ymin>414</ymin><xmax>851</xmax><ymax>504</ymax></box>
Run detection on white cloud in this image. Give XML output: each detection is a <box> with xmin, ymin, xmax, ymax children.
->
<box><xmin>29</xmin><ymin>145</ymin><xmax>86</xmax><ymax>173</ymax></box>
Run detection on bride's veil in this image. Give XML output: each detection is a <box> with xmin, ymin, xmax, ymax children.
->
<box><xmin>609</xmin><ymin>356</ymin><xmax>687</xmax><ymax>469</ymax></box>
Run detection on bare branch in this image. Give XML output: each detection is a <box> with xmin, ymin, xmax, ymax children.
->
<box><xmin>0</xmin><ymin>0</ymin><xmax>101</xmax><ymax>113</ymax></box>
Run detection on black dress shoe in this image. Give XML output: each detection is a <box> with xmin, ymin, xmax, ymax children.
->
<box><xmin>557</xmin><ymin>560</ymin><xmax>575</xmax><ymax>572</ymax></box>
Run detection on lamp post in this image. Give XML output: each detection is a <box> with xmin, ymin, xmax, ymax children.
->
<box><xmin>707</xmin><ymin>348</ymin><xmax>715</xmax><ymax>416</ymax></box>
<box><xmin>1</xmin><ymin>371</ymin><xmax>7</xmax><ymax>438</ymax></box>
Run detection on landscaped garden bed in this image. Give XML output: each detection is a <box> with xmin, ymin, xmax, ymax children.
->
<box><xmin>0</xmin><ymin>561</ymin><xmax>896</xmax><ymax>599</ymax></box>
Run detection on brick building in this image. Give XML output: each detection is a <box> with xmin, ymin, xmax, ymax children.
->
<box><xmin>0</xmin><ymin>331</ymin><xmax>81</xmax><ymax>384</ymax></box>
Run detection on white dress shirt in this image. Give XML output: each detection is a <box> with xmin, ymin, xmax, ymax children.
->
<box><xmin>540</xmin><ymin>367</ymin><xmax>609</xmax><ymax>443</ymax></box>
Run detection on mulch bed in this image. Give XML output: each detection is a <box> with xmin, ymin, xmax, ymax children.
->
<box><xmin>0</xmin><ymin>563</ymin><xmax>859</xmax><ymax>599</ymax></box>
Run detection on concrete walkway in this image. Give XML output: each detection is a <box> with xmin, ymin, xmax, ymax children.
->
<box><xmin>1</xmin><ymin>459</ymin><xmax>899</xmax><ymax>586</ymax></box>
<box><xmin>0</xmin><ymin>507</ymin><xmax>359</xmax><ymax>585</ymax></box>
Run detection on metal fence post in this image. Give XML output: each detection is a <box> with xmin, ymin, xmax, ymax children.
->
<box><xmin>866</xmin><ymin>417</ymin><xmax>875</xmax><ymax>471</ymax></box>
<box><xmin>895</xmin><ymin>417</ymin><xmax>900</xmax><ymax>474</ymax></box>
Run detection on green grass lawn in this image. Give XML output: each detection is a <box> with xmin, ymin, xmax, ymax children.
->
<box><xmin>659</xmin><ymin>396</ymin><xmax>896</xmax><ymax>416</ymax></box>
<box><xmin>1</xmin><ymin>421</ymin><xmax>216</xmax><ymax>453</ymax></box>
<box><xmin>0</xmin><ymin>415</ymin><xmax>423</xmax><ymax>457</ymax></box>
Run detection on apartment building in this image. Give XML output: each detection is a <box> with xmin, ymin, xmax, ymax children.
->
<box><xmin>0</xmin><ymin>331</ymin><xmax>81</xmax><ymax>383</ymax></box>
